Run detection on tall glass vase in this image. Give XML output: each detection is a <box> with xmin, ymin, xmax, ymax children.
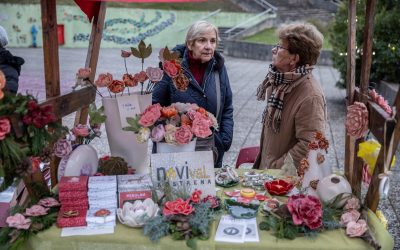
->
<box><xmin>102</xmin><ymin>93</ymin><xmax>151</xmax><ymax>174</ymax></box>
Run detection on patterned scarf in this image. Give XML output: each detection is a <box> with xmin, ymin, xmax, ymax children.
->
<box><xmin>256</xmin><ymin>64</ymin><xmax>314</xmax><ymax>133</ymax></box>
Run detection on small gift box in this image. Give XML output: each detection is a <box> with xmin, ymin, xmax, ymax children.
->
<box><xmin>57</xmin><ymin>208</ymin><xmax>87</xmax><ymax>228</ymax></box>
<box><xmin>88</xmin><ymin>176</ymin><xmax>117</xmax><ymax>190</ymax></box>
<box><xmin>59</xmin><ymin>191</ymin><xmax>88</xmax><ymax>201</ymax></box>
<box><xmin>118</xmin><ymin>190</ymin><xmax>152</xmax><ymax>208</ymax></box>
<box><xmin>88</xmin><ymin>190</ymin><xmax>116</xmax><ymax>199</ymax></box>
<box><xmin>86</xmin><ymin>208</ymin><xmax>116</xmax><ymax>225</ymax></box>
<box><xmin>59</xmin><ymin>176</ymin><xmax>88</xmax><ymax>192</ymax></box>
<box><xmin>117</xmin><ymin>174</ymin><xmax>152</xmax><ymax>190</ymax></box>
<box><xmin>61</xmin><ymin>197</ymin><xmax>89</xmax><ymax>208</ymax></box>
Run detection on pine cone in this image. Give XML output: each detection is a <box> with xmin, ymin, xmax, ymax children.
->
<box><xmin>98</xmin><ymin>156</ymin><xmax>128</xmax><ymax>175</ymax></box>
<box><xmin>14</xmin><ymin>157</ymin><xmax>32</xmax><ymax>177</ymax></box>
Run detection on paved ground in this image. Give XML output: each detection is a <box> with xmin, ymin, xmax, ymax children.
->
<box><xmin>11</xmin><ymin>48</ymin><xmax>400</xmax><ymax>249</ymax></box>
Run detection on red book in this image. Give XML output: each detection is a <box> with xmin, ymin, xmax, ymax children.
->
<box><xmin>59</xmin><ymin>191</ymin><xmax>87</xmax><ymax>201</ymax></box>
<box><xmin>59</xmin><ymin>176</ymin><xmax>88</xmax><ymax>192</ymax></box>
<box><xmin>57</xmin><ymin>208</ymin><xmax>87</xmax><ymax>228</ymax></box>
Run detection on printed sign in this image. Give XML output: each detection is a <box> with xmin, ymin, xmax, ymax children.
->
<box><xmin>150</xmin><ymin>151</ymin><xmax>216</xmax><ymax>197</ymax></box>
<box><xmin>116</xmin><ymin>94</ymin><xmax>141</xmax><ymax>127</ymax></box>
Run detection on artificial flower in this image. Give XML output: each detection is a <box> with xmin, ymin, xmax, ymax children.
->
<box><xmin>95</xmin><ymin>73</ymin><xmax>113</xmax><ymax>87</ymax></box>
<box><xmin>180</xmin><ymin>114</ymin><xmax>192</xmax><ymax>127</ymax></box>
<box><xmin>264</xmin><ymin>179</ymin><xmax>294</xmax><ymax>196</ymax></box>
<box><xmin>108</xmin><ymin>80</ymin><xmax>125</xmax><ymax>94</ymax></box>
<box><xmin>345</xmin><ymin>102</ymin><xmax>369</xmax><ymax>139</ymax></box>
<box><xmin>0</xmin><ymin>117</ymin><xmax>11</xmax><ymax>140</ymax></box>
<box><xmin>173</xmin><ymin>72</ymin><xmax>189</xmax><ymax>91</ymax></box>
<box><xmin>163</xmin><ymin>60</ymin><xmax>180</xmax><ymax>78</ymax></box>
<box><xmin>163</xmin><ymin>198</ymin><xmax>194</xmax><ymax>216</ymax></box>
<box><xmin>53</xmin><ymin>138</ymin><xmax>73</xmax><ymax>158</ymax></box>
<box><xmin>31</xmin><ymin>157</ymin><xmax>41</xmax><ymax>172</ymax></box>
<box><xmin>161</xmin><ymin>106</ymin><xmax>178</xmax><ymax>118</ymax></box>
<box><xmin>22</xmin><ymin>102</ymin><xmax>56</xmax><ymax>129</ymax></box>
<box><xmin>121</xmin><ymin>50</ymin><xmax>131</xmax><ymax>58</ymax></box>
<box><xmin>25</xmin><ymin>205</ymin><xmax>49</xmax><ymax>217</ymax></box>
<box><xmin>123</xmin><ymin>73</ymin><xmax>138</xmax><ymax>87</ymax></box>
<box><xmin>191</xmin><ymin>116</ymin><xmax>212</xmax><ymax>138</ymax></box>
<box><xmin>175</xmin><ymin>126</ymin><xmax>193</xmax><ymax>145</ymax></box>
<box><xmin>135</xmin><ymin>71</ymin><xmax>149</xmax><ymax>83</ymax></box>
<box><xmin>287</xmin><ymin>194</ymin><xmax>323</xmax><ymax>230</ymax></box>
<box><xmin>136</xmin><ymin>127</ymin><xmax>150</xmax><ymax>143</ymax></box>
<box><xmin>38</xmin><ymin>197</ymin><xmax>60</xmax><ymax>208</ymax></box>
<box><xmin>340</xmin><ymin>210</ymin><xmax>361</xmax><ymax>226</ymax></box>
<box><xmin>164</xmin><ymin>124</ymin><xmax>177</xmax><ymax>144</ymax></box>
<box><xmin>150</xmin><ymin>124</ymin><xmax>165</xmax><ymax>142</ymax></box>
<box><xmin>72</xmin><ymin>124</ymin><xmax>90</xmax><ymax>137</ymax></box>
<box><xmin>139</xmin><ymin>103</ymin><xmax>162</xmax><ymax>127</ymax></box>
<box><xmin>344</xmin><ymin>197</ymin><xmax>360</xmax><ymax>211</ymax></box>
<box><xmin>6</xmin><ymin>213</ymin><xmax>31</xmax><ymax>230</ymax></box>
<box><xmin>77</xmin><ymin>68</ymin><xmax>91</xmax><ymax>79</ymax></box>
<box><xmin>346</xmin><ymin>219</ymin><xmax>368</xmax><ymax>237</ymax></box>
<box><xmin>146</xmin><ymin>67</ymin><xmax>163</xmax><ymax>82</ymax></box>
<box><xmin>172</xmin><ymin>102</ymin><xmax>198</xmax><ymax>113</ymax></box>
<box><xmin>202</xmin><ymin>195</ymin><xmax>220</xmax><ymax>209</ymax></box>
<box><xmin>190</xmin><ymin>189</ymin><xmax>202</xmax><ymax>204</ymax></box>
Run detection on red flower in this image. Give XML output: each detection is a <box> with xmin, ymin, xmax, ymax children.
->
<box><xmin>108</xmin><ymin>80</ymin><xmax>125</xmax><ymax>94</ymax></box>
<box><xmin>287</xmin><ymin>194</ymin><xmax>323</xmax><ymax>230</ymax></box>
<box><xmin>0</xmin><ymin>118</ymin><xmax>11</xmax><ymax>140</ymax></box>
<box><xmin>190</xmin><ymin>189</ymin><xmax>202</xmax><ymax>204</ymax></box>
<box><xmin>163</xmin><ymin>60</ymin><xmax>180</xmax><ymax>77</ymax></box>
<box><xmin>264</xmin><ymin>179</ymin><xmax>294</xmax><ymax>196</ymax></box>
<box><xmin>163</xmin><ymin>198</ymin><xmax>194</xmax><ymax>216</ymax></box>
<box><xmin>161</xmin><ymin>106</ymin><xmax>178</xmax><ymax>118</ymax></box>
<box><xmin>202</xmin><ymin>195</ymin><xmax>219</xmax><ymax>209</ymax></box>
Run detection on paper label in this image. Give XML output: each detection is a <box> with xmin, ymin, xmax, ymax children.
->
<box><xmin>116</xmin><ymin>94</ymin><xmax>141</xmax><ymax>128</ymax></box>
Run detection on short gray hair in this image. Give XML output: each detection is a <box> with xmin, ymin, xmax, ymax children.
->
<box><xmin>185</xmin><ymin>20</ymin><xmax>219</xmax><ymax>47</ymax></box>
<box><xmin>0</xmin><ymin>25</ymin><xmax>9</xmax><ymax>48</ymax></box>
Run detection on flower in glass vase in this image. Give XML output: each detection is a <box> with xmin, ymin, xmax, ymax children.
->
<box><xmin>124</xmin><ymin>102</ymin><xmax>218</xmax><ymax>146</ymax></box>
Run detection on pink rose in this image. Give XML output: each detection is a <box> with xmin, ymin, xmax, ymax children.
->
<box><xmin>95</xmin><ymin>73</ymin><xmax>113</xmax><ymax>87</ymax></box>
<box><xmin>346</xmin><ymin>219</ymin><xmax>368</xmax><ymax>237</ymax></box>
<box><xmin>135</xmin><ymin>71</ymin><xmax>149</xmax><ymax>83</ymax></box>
<box><xmin>202</xmin><ymin>195</ymin><xmax>220</xmax><ymax>209</ymax></box>
<box><xmin>345</xmin><ymin>102</ymin><xmax>369</xmax><ymax>139</ymax></box>
<box><xmin>369</xmin><ymin>89</ymin><xmax>378</xmax><ymax>100</ymax></box>
<box><xmin>139</xmin><ymin>104</ymin><xmax>162</xmax><ymax>127</ymax></box>
<box><xmin>163</xmin><ymin>60</ymin><xmax>180</xmax><ymax>77</ymax></box>
<box><xmin>175</xmin><ymin>125</ymin><xmax>193</xmax><ymax>145</ymax></box>
<box><xmin>77</xmin><ymin>68</ymin><xmax>91</xmax><ymax>79</ymax></box>
<box><xmin>6</xmin><ymin>213</ymin><xmax>31</xmax><ymax>230</ymax></box>
<box><xmin>53</xmin><ymin>138</ymin><xmax>72</xmax><ymax>158</ymax></box>
<box><xmin>151</xmin><ymin>124</ymin><xmax>165</xmax><ymax>142</ymax></box>
<box><xmin>0</xmin><ymin>118</ymin><xmax>11</xmax><ymax>140</ymax></box>
<box><xmin>191</xmin><ymin>116</ymin><xmax>212</xmax><ymax>138</ymax></box>
<box><xmin>25</xmin><ymin>205</ymin><xmax>49</xmax><ymax>216</ymax></box>
<box><xmin>123</xmin><ymin>73</ymin><xmax>138</xmax><ymax>87</ymax></box>
<box><xmin>121</xmin><ymin>50</ymin><xmax>131</xmax><ymax>58</ymax></box>
<box><xmin>146</xmin><ymin>67</ymin><xmax>164</xmax><ymax>82</ymax></box>
<box><xmin>340</xmin><ymin>210</ymin><xmax>360</xmax><ymax>226</ymax></box>
<box><xmin>38</xmin><ymin>197</ymin><xmax>60</xmax><ymax>208</ymax></box>
<box><xmin>287</xmin><ymin>194</ymin><xmax>323</xmax><ymax>230</ymax></box>
<box><xmin>72</xmin><ymin>124</ymin><xmax>90</xmax><ymax>137</ymax></box>
<box><xmin>344</xmin><ymin>197</ymin><xmax>360</xmax><ymax>211</ymax></box>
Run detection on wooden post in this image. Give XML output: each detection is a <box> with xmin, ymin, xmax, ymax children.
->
<box><xmin>344</xmin><ymin>0</ymin><xmax>357</xmax><ymax>187</ymax></box>
<box><xmin>75</xmin><ymin>2</ymin><xmax>107</xmax><ymax>126</ymax></box>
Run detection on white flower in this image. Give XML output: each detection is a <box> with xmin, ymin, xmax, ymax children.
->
<box><xmin>136</xmin><ymin>127</ymin><xmax>150</xmax><ymax>143</ymax></box>
<box><xmin>117</xmin><ymin>198</ymin><xmax>159</xmax><ymax>227</ymax></box>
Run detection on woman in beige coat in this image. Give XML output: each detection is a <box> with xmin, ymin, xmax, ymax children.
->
<box><xmin>254</xmin><ymin>22</ymin><xmax>327</xmax><ymax>170</ymax></box>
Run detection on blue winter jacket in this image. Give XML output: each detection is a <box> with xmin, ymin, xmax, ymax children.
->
<box><xmin>152</xmin><ymin>45</ymin><xmax>234</xmax><ymax>166</ymax></box>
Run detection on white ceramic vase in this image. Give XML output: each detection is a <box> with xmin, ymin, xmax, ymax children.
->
<box><xmin>102</xmin><ymin>93</ymin><xmax>151</xmax><ymax>174</ymax></box>
<box><xmin>302</xmin><ymin>149</ymin><xmax>332</xmax><ymax>196</ymax></box>
<box><xmin>316</xmin><ymin>174</ymin><xmax>352</xmax><ymax>207</ymax></box>
<box><xmin>156</xmin><ymin>138</ymin><xmax>197</xmax><ymax>153</ymax></box>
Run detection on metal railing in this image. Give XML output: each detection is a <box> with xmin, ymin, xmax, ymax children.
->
<box><xmin>223</xmin><ymin>9</ymin><xmax>275</xmax><ymax>37</ymax></box>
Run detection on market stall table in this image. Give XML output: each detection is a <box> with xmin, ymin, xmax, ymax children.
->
<box><xmin>24</xmin><ymin>170</ymin><xmax>394</xmax><ymax>250</ymax></box>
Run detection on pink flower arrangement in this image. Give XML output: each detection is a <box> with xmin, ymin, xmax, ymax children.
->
<box><xmin>287</xmin><ymin>194</ymin><xmax>323</xmax><ymax>230</ymax></box>
<box><xmin>6</xmin><ymin>213</ymin><xmax>31</xmax><ymax>230</ymax></box>
<box><xmin>126</xmin><ymin>102</ymin><xmax>218</xmax><ymax>145</ymax></box>
<box><xmin>25</xmin><ymin>205</ymin><xmax>49</xmax><ymax>217</ymax></box>
<box><xmin>345</xmin><ymin>102</ymin><xmax>369</xmax><ymax>139</ymax></box>
<box><xmin>0</xmin><ymin>117</ymin><xmax>11</xmax><ymax>140</ymax></box>
<box><xmin>38</xmin><ymin>197</ymin><xmax>60</xmax><ymax>208</ymax></box>
<box><xmin>369</xmin><ymin>89</ymin><xmax>392</xmax><ymax>116</ymax></box>
<box><xmin>346</xmin><ymin>219</ymin><xmax>368</xmax><ymax>237</ymax></box>
<box><xmin>72</xmin><ymin>124</ymin><xmax>90</xmax><ymax>137</ymax></box>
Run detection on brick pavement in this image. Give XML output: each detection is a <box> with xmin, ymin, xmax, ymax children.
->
<box><xmin>11</xmin><ymin>48</ymin><xmax>400</xmax><ymax>249</ymax></box>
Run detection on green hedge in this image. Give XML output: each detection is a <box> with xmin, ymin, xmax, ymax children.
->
<box><xmin>330</xmin><ymin>0</ymin><xmax>400</xmax><ymax>88</ymax></box>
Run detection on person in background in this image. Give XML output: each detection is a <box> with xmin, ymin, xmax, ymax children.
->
<box><xmin>152</xmin><ymin>20</ymin><xmax>234</xmax><ymax>168</ymax></box>
<box><xmin>0</xmin><ymin>25</ymin><xmax>25</xmax><ymax>94</ymax></box>
<box><xmin>254</xmin><ymin>22</ymin><xmax>327</xmax><ymax>170</ymax></box>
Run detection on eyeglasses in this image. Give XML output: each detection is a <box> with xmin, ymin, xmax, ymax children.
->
<box><xmin>274</xmin><ymin>44</ymin><xmax>290</xmax><ymax>51</ymax></box>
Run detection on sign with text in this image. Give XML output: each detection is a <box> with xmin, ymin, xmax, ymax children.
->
<box><xmin>151</xmin><ymin>151</ymin><xmax>216</xmax><ymax>197</ymax></box>
<box><xmin>116</xmin><ymin>94</ymin><xmax>141</xmax><ymax>128</ymax></box>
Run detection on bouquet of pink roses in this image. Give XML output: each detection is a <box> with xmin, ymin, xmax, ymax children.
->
<box><xmin>123</xmin><ymin>102</ymin><xmax>218</xmax><ymax>145</ymax></box>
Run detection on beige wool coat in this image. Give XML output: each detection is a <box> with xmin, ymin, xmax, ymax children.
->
<box><xmin>254</xmin><ymin>73</ymin><xmax>327</xmax><ymax>169</ymax></box>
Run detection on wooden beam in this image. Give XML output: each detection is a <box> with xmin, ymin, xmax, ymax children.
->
<box><xmin>359</xmin><ymin>0</ymin><xmax>377</xmax><ymax>102</ymax></box>
<box><xmin>40</xmin><ymin>0</ymin><xmax>60</xmax><ymax>99</ymax></box>
<box><xmin>75</xmin><ymin>2</ymin><xmax>107</xmax><ymax>126</ymax></box>
<box><xmin>344</xmin><ymin>0</ymin><xmax>357</xmax><ymax>186</ymax></box>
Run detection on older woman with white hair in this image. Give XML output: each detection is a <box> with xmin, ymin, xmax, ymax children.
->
<box><xmin>0</xmin><ymin>25</ymin><xmax>25</xmax><ymax>94</ymax></box>
<box><xmin>254</xmin><ymin>22</ymin><xmax>327</xmax><ymax>170</ymax></box>
<box><xmin>153</xmin><ymin>20</ymin><xmax>234</xmax><ymax>168</ymax></box>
